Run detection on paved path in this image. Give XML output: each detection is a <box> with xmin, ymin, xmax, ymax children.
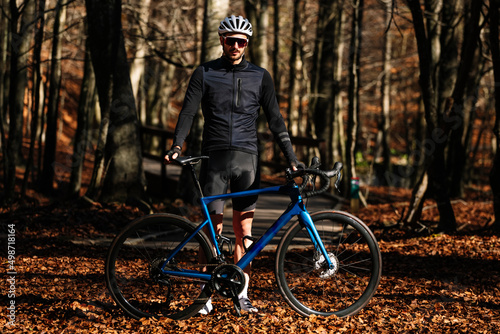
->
<box><xmin>220</xmin><ymin>189</ymin><xmax>340</xmax><ymax>249</ymax></box>
<box><xmin>144</xmin><ymin>157</ymin><xmax>340</xmax><ymax>248</ymax></box>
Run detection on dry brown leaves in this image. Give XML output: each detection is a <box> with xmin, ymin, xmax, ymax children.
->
<box><xmin>1</xmin><ymin>191</ymin><xmax>499</xmax><ymax>333</ymax></box>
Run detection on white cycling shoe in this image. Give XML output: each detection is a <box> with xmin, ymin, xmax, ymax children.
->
<box><xmin>239</xmin><ymin>297</ymin><xmax>258</xmax><ymax>313</ymax></box>
<box><xmin>198</xmin><ymin>297</ymin><xmax>258</xmax><ymax>314</ymax></box>
<box><xmin>198</xmin><ymin>298</ymin><xmax>213</xmax><ymax>315</ymax></box>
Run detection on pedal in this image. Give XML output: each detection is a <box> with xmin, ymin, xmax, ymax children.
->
<box><xmin>231</xmin><ymin>288</ymin><xmax>242</xmax><ymax>317</ymax></box>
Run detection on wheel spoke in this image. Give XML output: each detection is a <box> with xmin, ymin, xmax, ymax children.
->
<box><xmin>106</xmin><ymin>214</ymin><xmax>215</xmax><ymax>320</ymax></box>
<box><xmin>276</xmin><ymin>212</ymin><xmax>381</xmax><ymax>317</ymax></box>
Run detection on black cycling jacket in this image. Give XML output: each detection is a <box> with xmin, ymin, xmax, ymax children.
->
<box><xmin>172</xmin><ymin>56</ymin><xmax>298</xmax><ymax>165</ymax></box>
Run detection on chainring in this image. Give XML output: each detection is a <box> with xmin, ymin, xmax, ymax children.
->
<box><xmin>210</xmin><ymin>264</ymin><xmax>246</xmax><ymax>298</ymax></box>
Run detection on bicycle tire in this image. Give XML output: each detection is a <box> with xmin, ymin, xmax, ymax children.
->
<box><xmin>275</xmin><ymin>211</ymin><xmax>381</xmax><ymax>317</ymax></box>
<box><xmin>105</xmin><ymin>213</ymin><xmax>215</xmax><ymax>320</ymax></box>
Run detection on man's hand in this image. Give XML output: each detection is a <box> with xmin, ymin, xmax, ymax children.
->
<box><xmin>291</xmin><ymin>161</ymin><xmax>306</xmax><ymax>172</ymax></box>
<box><xmin>164</xmin><ymin>146</ymin><xmax>181</xmax><ymax>164</ymax></box>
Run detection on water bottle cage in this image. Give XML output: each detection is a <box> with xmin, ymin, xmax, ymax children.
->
<box><xmin>216</xmin><ymin>234</ymin><xmax>233</xmax><ymax>257</ymax></box>
<box><xmin>242</xmin><ymin>235</ymin><xmax>256</xmax><ymax>253</ymax></box>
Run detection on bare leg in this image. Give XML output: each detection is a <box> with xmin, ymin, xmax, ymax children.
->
<box><xmin>232</xmin><ymin>210</ymin><xmax>258</xmax><ymax>312</ymax></box>
<box><xmin>209</xmin><ymin>213</ymin><xmax>224</xmax><ymax>236</ymax></box>
<box><xmin>198</xmin><ymin>214</ymin><xmax>224</xmax><ymax>315</ymax></box>
<box><xmin>232</xmin><ymin>210</ymin><xmax>255</xmax><ymax>272</ymax></box>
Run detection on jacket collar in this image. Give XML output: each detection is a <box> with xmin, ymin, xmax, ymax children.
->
<box><xmin>220</xmin><ymin>55</ymin><xmax>248</xmax><ymax>71</ymax></box>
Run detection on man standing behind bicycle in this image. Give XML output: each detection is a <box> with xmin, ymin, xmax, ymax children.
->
<box><xmin>164</xmin><ymin>15</ymin><xmax>302</xmax><ymax>314</ymax></box>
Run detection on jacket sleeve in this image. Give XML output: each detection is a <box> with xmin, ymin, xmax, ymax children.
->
<box><xmin>172</xmin><ymin>66</ymin><xmax>204</xmax><ymax>148</ymax></box>
<box><xmin>260</xmin><ymin>70</ymin><xmax>299</xmax><ymax>166</ymax></box>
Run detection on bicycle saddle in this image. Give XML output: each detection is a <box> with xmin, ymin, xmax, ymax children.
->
<box><xmin>174</xmin><ymin>156</ymin><xmax>209</xmax><ymax>166</ymax></box>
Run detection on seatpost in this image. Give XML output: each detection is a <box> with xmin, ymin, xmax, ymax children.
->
<box><xmin>189</xmin><ymin>164</ymin><xmax>204</xmax><ymax>198</ymax></box>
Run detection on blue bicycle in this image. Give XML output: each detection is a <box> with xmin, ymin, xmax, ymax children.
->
<box><xmin>105</xmin><ymin>156</ymin><xmax>381</xmax><ymax>320</ymax></box>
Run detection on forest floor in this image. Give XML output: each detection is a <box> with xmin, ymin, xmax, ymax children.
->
<box><xmin>1</xmin><ymin>183</ymin><xmax>499</xmax><ymax>333</ymax></box>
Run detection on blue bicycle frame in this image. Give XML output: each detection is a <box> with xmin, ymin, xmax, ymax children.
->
<box><xmin>161</xmin><ymin>182</ymin><xmax>335</xmax><ymax>281</ymax></box>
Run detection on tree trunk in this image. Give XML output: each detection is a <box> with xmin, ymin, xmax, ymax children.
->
<box><xmin>5</xmin><ymin>0</ymin><xmax>35</xmax><ymax>202</ymax></box>
<box><xmin>311</xmin><ymin>0</ymin><xmax>341</xmax><ymax>168</ymax></box>
<box><xmin>22</xmin><ymin>0</ymin><xmax>46</xmax><ymax>197</ymax></box>
<box><xmin>346</xmin><ymin>0</ymin><xmax>363</xmax><ymax>194</ymax></box>
<box><xmin>271</xmin><ymin>0</ymin><xmax>282</xmax><ymax>167</ymax></box>
<box><xmin>272</xmin><ymin>0</ymin><xmax>280</xmax><ymax>95</ymax></box>
<box><xmin>376</xmin><ymin>0</ymin><xmax>393</xmax><ymax>176</ymax></box>
<box><xmin>69</xmin><ymin>40</ymin><xmax>95</xmax><ymax>198</ymax></box>
<box><xmin>200</xmin><ymin>0</ymin><xmax>228</xmax><ymax>64</ymax></box>
<box><xmin>40</xmin><ymin>0</ymin><xmax>67</xmax><ymax>194</ymax></box>
<box><xmin>0</xmin><ymin>0</ymin><xmax>10</xmax><ymax>125</ymax></box>
<box><xmin>287</xmin><ymin>0</ymin><xmax>304</xmax><ymax>137</ymax></box>
<box><xmin>0</xmin><ymin>0</ymin><xmax>8</xmax><ymax>198</ymax></box>
<box><xmin>403</xmin><ymin>0</ymin><xmax>436</xmax><ymax>225</ymax></box>
<box><xmin>489</xmin><ymin>0</ymin><xmax>500</xmax><ymax>232</ymax></box>
<box><xmin>100</xmin><ymin>36</ymin><xmax>146</xmax><ymax>203</ymax></box>
<box><xmin>245</xmin><ymin>0</ymin><xmax>269</xmax><ymax>68</ymax></box>
<box><xmin>332</xmin><ymin>4</ymin><xmax>345</xmax><ymax>167</ymax></box>
<box><xmin>85</xmin><ymin>0</ymin><xmax>146</xmax><ymax>203</ymax></box>
<box><xmin>129</xmin><ymin>0</ymin><xmax>151</xmax><ymax>121</ymax></box>
<box><xmin>404</xmin><ymin>0</ymin><xmax>458</xmax><ymax>233</ymax></box>
<box><xmin>447</xmin><ymin>0</ymin><xmax>482</xmax><ymax>197</ymax></box>
<box><xmin>245</xmin><ymin>0</ymin><xmax>270</xmax><ymax>152</ymax></box>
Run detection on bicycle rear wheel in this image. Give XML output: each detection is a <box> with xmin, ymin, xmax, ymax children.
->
<box><xmin>105</xmin><ymin>214</ymin><xmax>215</xmax><ymax>320</ymax></box>
<box><xmin>275</xmin><ymin>211</ymin><xmax>381</xmax><ymax>317</ymax></box>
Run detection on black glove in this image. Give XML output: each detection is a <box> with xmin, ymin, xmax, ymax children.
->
<box><xmin>291</xmin><ymin>160</ymin><xmax>306</xmax><ymax>170</ymax></box>
<box><xmin>164</xmin><ymin>146</ymin><xmax>181</xmax><ymax>162</ymax></box>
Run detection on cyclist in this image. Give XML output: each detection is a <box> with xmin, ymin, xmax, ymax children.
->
<box><xmin>165</xmin><ymin>15</ymin><xmax>301</xmax><ymax>314</ymax></box>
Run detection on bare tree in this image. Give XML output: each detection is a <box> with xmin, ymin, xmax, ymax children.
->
<box><xmin>489</xmin><ymin>0</ymin><xmax>500</xmax><ymax>232</ymax></box>
<box><xmin>40</xmin><ymin>0</ymin><xmax>67</xmax><ymax>194</ymax></box>
<box><xmin>346</xmin><ymin>0</ymin><xmax>364</xmax><ymax>194</ymax></box>
<box><xmin>245</xmin><ymin>0</ymin><xmax>269</xmax><ymax>68</ymax></box>
<box><xmin>128</xmin><ymin>0</ymin><xmax>152</xmax><ymax>122</ymax></box>
<box><xmin>375</xmin><ymin>0</ymin><xmax>393</xmax><ymax>175</ymax></box>
<box><xmin>0</xmin><ymin>0</ymin><xmax>10</xmax><ymax>124</ymax></box>
<box><xmin>272</xmin><ymin>0</ymin><xmax>280</xmax><ymax>94</ymax></box>
<box><xmin>310</xmin><ymin>0</ymin><xmax>345</xmax><ymax>168</ymax></box>
<box><xmin>447</xmin><ymin>0</ymin><xmax>483</xmax><ymax>197</ymax></box>
<box><xmin>5</xmin><ymin>0</ymin><xmax>36</xmax><ymax>202</ymax></box>
<box><xmin>85</xmin><ymin>0</ymin><xmax>146</xmax><ymax>203</ymax></box>
<box><xmin>69</xmin><ymin>40</ymin><xmax>96</xmax><ymax>198</ymax></box>
<box><xmin>287</xmin><ymin>0</ymin><xmax>305</xmax><ymax>137</ymax></box>
<box><xmin>0</xmin><ymin>0</ymin><xmax>8</xmax><ymax>197</ymax></box>
<box><xmin>22</xmin><ymin>0</ymin><xmax>46</xmax><ymax>197</ymax></box>
<box><xmin>403</xmin><ymin>0</ymin><xmax>482</xmax><ymax>233</ymax></box>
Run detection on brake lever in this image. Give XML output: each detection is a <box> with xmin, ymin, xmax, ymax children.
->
<box><xmin>335</xmin><ymin>170</ymin><xmax>342</xmax><ymax>191</ymax></box>
<box><xmin>332</xmin><ymin>162</ymin><xmax>343</xmax><ymax>192</ymax></box>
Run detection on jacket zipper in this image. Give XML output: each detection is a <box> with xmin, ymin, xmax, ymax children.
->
<box><xmin>230</xmin><ymin>70</ymin><xmax>235</xmax><ymax>147</ymax></box>
<box><xmin>230</xmin><ymin>72</ymin><xmax>242</xmax><ymax>148</ymax></box>
<box><xmin>236</xmin><ymin>78</ymin><xmax>242</xmax><ymax>107</ymax></box>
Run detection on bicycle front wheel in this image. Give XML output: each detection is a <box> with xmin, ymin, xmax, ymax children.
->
<box><xmin>105</xmin><ymin>214</ymin><xmax>215</xmax><ymax>320</ymax></box>
<box><xmin>275</xmin><ymin>211</ymin><xmax>381</xmax><ymax>317</ymax></box>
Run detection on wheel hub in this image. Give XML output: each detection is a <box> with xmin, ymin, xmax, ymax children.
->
<box><xmin>149</xmin><ymin>257</ymin><xmax>170</xmax><ymax>284</ymax></box>
<box><xmin>314</xmin><ymin>252</ymin><xmax>339</xmax><ymax>279</ymax></box>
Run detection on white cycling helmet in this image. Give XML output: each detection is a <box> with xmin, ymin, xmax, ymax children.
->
<box><xmin>218</xmin><ymin>15</ymin><xmax>253</xmax><ymax>37</ymax></box>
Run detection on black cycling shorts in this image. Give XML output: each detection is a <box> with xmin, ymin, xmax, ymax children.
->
<box><xmin>200</xmin><ymin>150</ymin><xmax>260</xmax><ymax>215</ymax></box>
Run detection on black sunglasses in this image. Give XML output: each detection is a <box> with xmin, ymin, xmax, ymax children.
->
<box><xmin>223</xmin><ymin>36</ymin><xmax>248</xmax><ymax>47</ymax></box>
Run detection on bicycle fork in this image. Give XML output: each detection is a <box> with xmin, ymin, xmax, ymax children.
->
<box><xmin>298</xmin><ymin>211</ymin><xmax>338</xmax><ymax>279</ymax></box>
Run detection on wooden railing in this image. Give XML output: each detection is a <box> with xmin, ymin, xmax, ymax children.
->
<box><xmin>139</xmin><ymin>125</ymin><xmax>324</xmax><ymax>186</ymax></box>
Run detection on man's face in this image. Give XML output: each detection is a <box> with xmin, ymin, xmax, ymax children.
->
<box><xmin>220</xmin><ymin>33</ymin><xmax>248</xmax><ymax>64</ymax></box>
